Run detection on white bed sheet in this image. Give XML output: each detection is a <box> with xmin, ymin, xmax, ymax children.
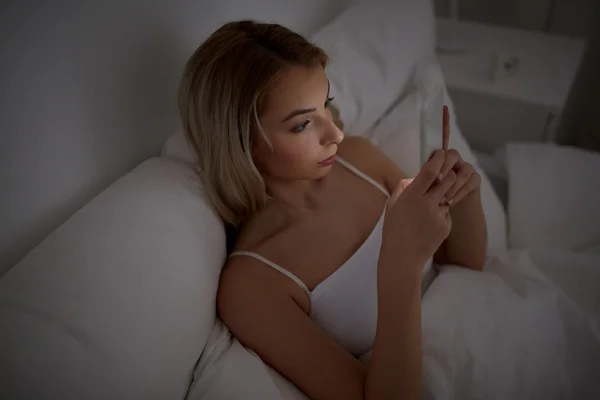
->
<box><xmin>419</xmin><ymin>249</ymin><xmax>600</xmax><ymax>400</ymax></box>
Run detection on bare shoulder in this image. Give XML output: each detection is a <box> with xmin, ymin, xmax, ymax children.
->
<box><xmin>218</xmin><ymin>255</ymin><xmax>309</xmax><ymax>316</ymax></box>
<box><xmin>338</xmin><ymin>136</ymin><xmax>408</xmax><ymax>192</ymax></box>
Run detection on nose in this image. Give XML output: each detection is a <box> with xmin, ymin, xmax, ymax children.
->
<box><xmin>322</xmin><ymin>118</ymin><xmax>344</xmax><ymax>146</ymax></box>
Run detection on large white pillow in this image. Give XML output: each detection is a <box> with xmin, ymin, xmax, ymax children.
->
<box><xmin>311</xmin><ymin>0</ymin><xmax>436</xmax><ymax>136</ymax></box>
<box><xmin>505</xmin><ymin>143</ymin><xmax>600</xmax><ymax>253</ymax></box>
<box><xmin>0</xmin><ymin>158</ymin><xmax>225</xmax><ymax>399</ymax></box>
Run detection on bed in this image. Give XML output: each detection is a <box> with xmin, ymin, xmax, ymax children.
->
<box><xmin>1</xmin><ymin>0</ymin><xmax>599</xmax><ymax>399</ymax></box>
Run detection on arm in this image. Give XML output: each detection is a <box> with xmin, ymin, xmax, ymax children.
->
<box><xmin>218</xmin><ymin>254</ymin><xmax>423</xmax><ymax>400</ymax></box>
<box><xmin>367</xmin><ymin>249</ymin><xmax>423</xmax><ymax>399</ymax></box>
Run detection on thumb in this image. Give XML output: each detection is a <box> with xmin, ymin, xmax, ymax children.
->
<box><xmin>390</xmin><ymin>178</ymin><xmax>414</xmax><ymax>203</ymax></box>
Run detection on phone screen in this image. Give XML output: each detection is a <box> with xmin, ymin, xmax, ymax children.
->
<box><xmin>419</xmin><ymin>85</ymin><xmax>444</xmax><ymax>167</ymax></box>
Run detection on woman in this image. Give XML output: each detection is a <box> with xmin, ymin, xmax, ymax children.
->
<box><xmin>178</xmin><ymin>21</ymin><xmax>487</xmax><ymax>400</ymax></box>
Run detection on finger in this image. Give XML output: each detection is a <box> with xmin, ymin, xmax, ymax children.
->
<box><xmin>442</xmin><ymin>105</ymin><xmax>450</xmax><ymax>152</ymax></box>
<box><xmin>444</xmin><ymin>164</ymin><xmax>472</xmax><ymax>202</ymax></box>
<box><xmin>448</xmin><ymin>174</ymin><xmax>481</xmax><ymax>205</ymax></box>
<box><xmin>439</xmin><ymin>204</ymin><xmax>450</xmax><ymax>216</ymax></box>
<box><xmin>428</xmin><ymin>170</ymin><xmax>457</xmax><ymax>203</ymax></box>
<box><xmin>390</xmin><ymin>178</ymin><xmax>414</xmax><ymax>203</ymax></box>
<box><xmin>411</xmin><ymin>150</ymin><xmax>446</xmax><ymax>194</ymax></box>
<box><xmin>438</xmin><ymin>148</ymin><xmax>461</xmax><ymax>184</ymax></box>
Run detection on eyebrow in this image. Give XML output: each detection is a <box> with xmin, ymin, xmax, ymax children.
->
<box><xmin>281</xmin><ymin>107</ymin><xmax>316</xmax><ymax>123</ymax></box>
<box><xmin>280</xmin><ymin>80</ymin><xmax>331</xmax><ymax>123</ymax></box>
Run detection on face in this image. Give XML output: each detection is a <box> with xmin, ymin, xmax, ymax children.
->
<box><xmin>253</xmin><ymin>65</ymin><xmax>344</xmax><ymax>181</ymax></box>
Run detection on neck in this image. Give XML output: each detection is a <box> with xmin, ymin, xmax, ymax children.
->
<box><xmin>265</xmin><ymin>175</ymin><xmax>327</xmax><ymax>211</ymax></box>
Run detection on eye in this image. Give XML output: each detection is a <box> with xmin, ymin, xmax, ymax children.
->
<box><xmin>291</xmin><ymin>120</ymin><xmax>311</xmax><ymax>133</ymax></box>
<box><xmin>325</xmin><ymin>96</ymin><xmax>335</xmax><ymax>107</ymax></box>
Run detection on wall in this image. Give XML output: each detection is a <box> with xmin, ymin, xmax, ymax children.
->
<box><xmin>434</xmin><ymin>0</ymin><xmax>596</xmax><ymax>38</ymax></box>
<box><xmin>0</xmin><ymin>0</ymin><xmax>356</xmax><ymax>276</ymax></box>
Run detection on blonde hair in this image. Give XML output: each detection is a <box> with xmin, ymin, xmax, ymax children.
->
<box><xmin>178</xmin><ymin>20</ymin><xmax>328</xmax><ymax>226</ymax></box>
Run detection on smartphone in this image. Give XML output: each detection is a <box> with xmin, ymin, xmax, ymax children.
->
<box><xmin>419</xmin><ymin>85</ymin><xmax>445</xmax><ymax>167</ymax></box>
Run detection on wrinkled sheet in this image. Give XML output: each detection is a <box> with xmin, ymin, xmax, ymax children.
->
<box><xmin>421</xmin><ymin>248</ymin><xmax>600</xmax><ymax>400</ymax></box>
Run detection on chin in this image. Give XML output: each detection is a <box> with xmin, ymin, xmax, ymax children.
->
<box><xmin>312</xmin><ymin>164</ymin><xmax>334</xmax><ymax>178</ymax></box>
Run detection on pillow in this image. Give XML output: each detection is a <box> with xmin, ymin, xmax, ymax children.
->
<box><xmin>311</xmin><ymin>0</ymin><xmax>436</xmax><ymax>136</ymax></box>
<box><xmin>162</xmin><ymin>130</ymin><xmax>197</xmax><ymax>165</ymax></box>
<box><xmin>505</xmin><ymin>143</ymin><xmax>600</xmax><ymax>253</ymax></box>
<box><xmin>0</xmin><ymin>158</ymin><xmax>225</xmax><ymax>399</ymax></box>
<box><xmin>364</xmin><ymin>59</ymin><xmax>507</xmax><ymax>255</ymax></box>
<box><xmin>187</xmin><ymin>320</ymin><xmax>307</xmax><ymax>400</ymax></box>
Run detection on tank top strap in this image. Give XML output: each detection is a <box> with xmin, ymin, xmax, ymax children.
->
<box><xmin>335</xmin><ymin>156</ymin><xmax>390</xmax><ymax>198</ymax></box>
<box><xmin>229</xmin><ymin>250</ymin><xmax>310</xmax><ymax>295</ymax></box>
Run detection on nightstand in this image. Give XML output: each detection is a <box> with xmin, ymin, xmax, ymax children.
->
<box><xmin>436</xmin><ymin>17</ymin><xmax>587</xmax><ymax>155</ymax></box>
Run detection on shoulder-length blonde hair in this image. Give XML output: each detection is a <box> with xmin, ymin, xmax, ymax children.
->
<box><xmin>178</xmin><ymin>20</ymin><xmax>328</xmax><ymax>226</ymax></box>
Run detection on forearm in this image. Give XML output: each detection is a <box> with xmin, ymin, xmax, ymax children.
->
<box><xmin>438</xmin><ymin>189</ymin><xmax>487</xmax><ymax>270</ymax></box>
<box><xmin>365</xmin><ymin>246</ymin><xmax>423</xmax><ymax>400</ymax></box>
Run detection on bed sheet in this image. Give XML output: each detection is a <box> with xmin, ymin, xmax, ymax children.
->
<box><xmin>419</xmin><ymin>248</ymin><xmax>600</xmax><ymax>400</ymax></box>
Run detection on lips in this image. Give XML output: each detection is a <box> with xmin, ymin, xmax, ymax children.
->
<box><xmin>317</xmin><ymin>154</ymin><xmax>337</xmax><ymax>166</ymax></box>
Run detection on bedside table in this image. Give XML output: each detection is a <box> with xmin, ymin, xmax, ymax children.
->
<box><xmin>436</xmin><ymin>17</ymin><xmax>587</xmax><ymax>155</ymax></box>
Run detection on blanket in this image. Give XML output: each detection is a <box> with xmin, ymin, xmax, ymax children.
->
<box><xmin>420</xmin><ymin>248</ymin><xmax>600</xmax><ymax>400</ymax></box>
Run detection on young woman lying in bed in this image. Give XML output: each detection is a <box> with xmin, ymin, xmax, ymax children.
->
<box><xmin>178</xmin><ymin>21</ymin><xmax>487</xmax><ymax>400</ymax></box>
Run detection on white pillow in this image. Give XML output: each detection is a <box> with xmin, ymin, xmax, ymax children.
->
<box><xmin>0</xmin><ymin>158</ymin><xmax>225</xmax><ymax>399</ymax></box>
<box><xmin>162</xmin><ymin>130</ymin><xmax>197</xmax><ymax>164</ymax></box>
<box><xmin>311</xmin><ymin>0</ymin><xmax>436</xmax><ymax>136</ymax></box>
<box><xmin>365</xmin><ymin>59</ymin><xmax>507</xmax><ymax>255</ymax></box>
<box><xmin>505</xmin><ymin>143</ymin><xmax>600</xmax><ymax>253</ymax></box>
<box><xmin>187</xmin><ymin>321</ymin><xmax>307</xmax><ymax>400</ymax></box>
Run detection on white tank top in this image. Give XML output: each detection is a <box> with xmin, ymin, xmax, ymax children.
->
<box><xmin>230</xmin><ymin>157</ymin><xmax>434</xmax><ymax>357</ymax></box>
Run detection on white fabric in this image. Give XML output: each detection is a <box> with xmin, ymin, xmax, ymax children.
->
<box><xmin>505</xmin><ymin>143</ymin><xmax>600</xmax><ymax>253</ymax></box>
<box><xmin>308</xmin><ymin>207</ymin><xmax>387</xmax><ymax>357</ymax></box>
<box><xmin>312</xmin><ymin>0</ymin><xmax>436</xmax><ymax>136</ymax></box>
<box><xmin>417</xmin><ymin>248</ymin><xmax>600</xmax><ymax>400</ymax></box>
<box><xmin>0</xmin><ymin>158</ymin><xmax>226</xmax><ymax>399</ymax></box>
<box><xmin>187</xmin><ymin>320</ymin><xmax>289</xmax><ymax>400</ymax></box>
<box><xmin>187</xmin><ymin>319</ymin><xmax>310</xmax><ymax>400</ymax></box>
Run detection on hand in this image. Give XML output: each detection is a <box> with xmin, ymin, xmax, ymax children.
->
<box><xmin>436</xmin><ymin>149</ymin><xmax>481</xmax><ymax>205</ymax></box>
<box><xmin>382</xmin><ymin>150</ymin><xmax>456</xmax><ymax>265</ymax></box>
<box><xmin>436</xmin><ymin>105</ymin><xmax>481</xmax><ymax>205</ymax></box>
